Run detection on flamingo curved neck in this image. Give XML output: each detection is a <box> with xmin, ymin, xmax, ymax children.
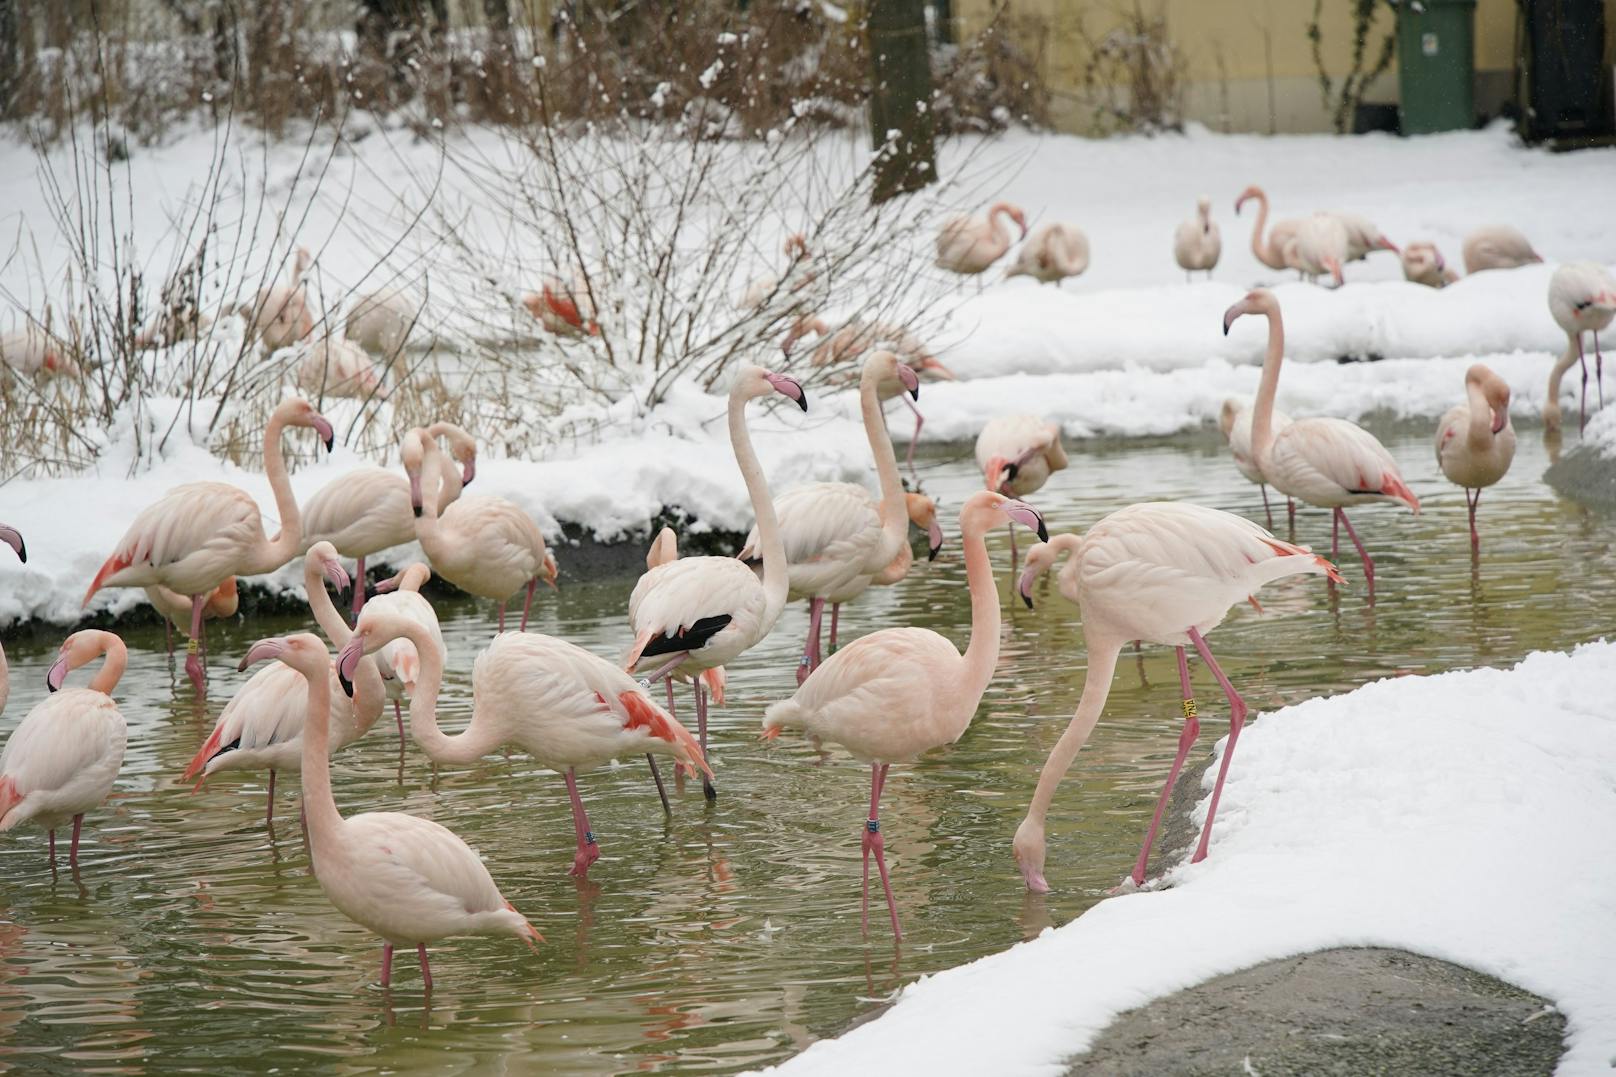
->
<box><xmin>405</xmin><ymin>619</ymin><xmax>502</xmax><ymax>764</ymax></box>
<box><xmin>1245</xmin><ymin>191</ymin><xmax>1276</xmax><ymax>268</ymax></box>
<box><xmin>1022</xmin><ymin>638</ymin><xmax>1122</xmax><ymax>835</ymax></box>
<box><xmin>1464</xmin><ymin>377</ymin><xmax>1494</xmax><ymax>452</ymax></box>
<box><xmin>253</xmin><ymin>410</ymin><xmax>305</xmax><ymax>574</ymax></box>
<box><xmin>297</xmin><ymin>659</ymin><xmax>344</xmax><ymax>850</ymax></box>
<box><xmin>87</xmin><ymin>638</ymin><xmax>128</xmax><ymax>695</ymax></box>
<box><xmin>732</xmin><ymin>387</ymin><xmax>789</xmax><ymax>630</ymax></box>
<box><xmin>1546</xmin><ymin>336</ymin><xmax>1579</xmax><ymax>428</ymax></box>
<box><xmin>957</xmin><ymin>512</ymin><xmax>1004</xmax><ymax>701</ymax></box>
<box><xmin>412</xmin><ymin>440</ymin><xmax>449</xmax><ymax>561</ymax></box>
<box><xmin>305</xmin><ymin>561</ymin><xmax>352</xmax><ymax>647</ymax></box>
<box><xmin>859</xmin><ymin>365</ymin><xmax>909</xmax><ymax>571</ymax></box>
<box><xmin>1249</xmin><ymin>308</ymin><xmax>1286</xmax><ymax>472</ymax></box>
<box><xmin>0</xmin><ymin>642</ymin><xmax>8</xmax><ymax>715</ymax></box>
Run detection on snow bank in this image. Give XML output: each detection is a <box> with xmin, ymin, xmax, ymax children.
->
<box><xmin>761</xmin><ymin>641</ymin><xmax>1616</xmax><ymax>1076</ymax></box>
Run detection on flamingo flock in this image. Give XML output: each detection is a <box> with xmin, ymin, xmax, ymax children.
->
<box><xmin>0</xmin><ymin>174</ymin><xmax>1602</xmax><ymax>1004</ymax></box>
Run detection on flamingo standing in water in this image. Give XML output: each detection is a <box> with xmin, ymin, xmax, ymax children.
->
<box><xmin>1436</xmin><ymin>364</ymin><xmax>1516</xmax><ymax>555</ymax></box>
<box><xmin>1223</xmin><ymin>290</ymin><xmax>1420</xmax><ymax>593</ymax></box>
<box><xmin>763</xmin><ymin>490</ymin><xmax>1048</xmax><ymax>939</ymax></box>
<box><xmin>146</xmin><ymin>577</ymin><xmax>238</xmax><ymax>663</ymax></box>
<box><xmin>182</xmin><ymin>544</ymin><xmax>386</xmax><ymax>827</ymax></box>
<box><xmin>403</xmin><ymin>428</ymin><xmax>555</xmax><ymax>632</ymax></box>
<box><xmin>935</xmin><ymin>203</ymin><xmax>1027</xmax><ymax>275</ymax></box>
<box><xmin>1219</xmin><ymin>398</ymin><xmax>1293</xmax><ymax>530</ymax></box>
<box><xmin>740</xmin><ymin>351</ymin><xmax>918</xmax><ymax>683</ymax></box>
<box><xmin>1234</xmin><ymin>186</ymin><xmax>1302</xmax><ymax>274</ymax></box>
<box><xmin>1173</xmin><ymin>196</ymin><xmax>1220</xmax><ymax>281</ymax></box>
<box><xmin>338</xmin><ymin>609</ymin><xmax>710</xmax><ymax>880</ymax></box>
<box><xmin>365</xmin><ymin>562</ymin><xmax>445</xmax><ymax>743</ymax></box>
<box><xmin>1545</xmin><ymin>262</ymin><xmax>1616</xmax><ymax>433</ymax></box>
<box><xmin>243</xmin><ymin>632</ymin><xmax>540</xmax><ymax>989</ymax></box>
<box><xmin>241</xmin><ymin>247</ymin><xmax>315</xmax><ymax>350</ymax></box>
<box><xmin>0</xmin><ymin>525</ymin><xmax>24</xmax><ymax>713</ymax></box>
<box><xmin>302</xmin><ymin>421</ymin><xmax>477</xmax><ymax>614</ymax></box>
<box><xmin>1011</xmin><ymin>503</ymin><xmax>1341</xmax><ymax>892</ymax></box>
<box><xmin>976</xmin><ymin>415</ymin><xmax>1067</xmax><ymax>565</ymax></box>
<box><xmin>1462</xmin><ymin>226</ymin><xmax>1541</xmax><ymax>274</ymax></box>
<box><xmin>623</xmin><ymin>365</ymin><xmax>808</xmax><ymax>800</ymax></box>
<box><xmin>83</xmin><ymin>396</ymin><xmax>335</xmax><ymax>695</ymax></box>
<box><xmin>1005</xmin><ymin>222</ymin><xmax>1090</xmax><ymax>284</ymax></box>
<box><xmin>0</xmin><ymin>631</ymin><xmax>128</xmax><ymax>869</ymax></box>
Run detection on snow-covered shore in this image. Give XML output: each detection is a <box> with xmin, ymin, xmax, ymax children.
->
<box><xmin>760</xmin><ymin>641</ymin><xmax>1616</xmax><ymax>1077</ymax></box>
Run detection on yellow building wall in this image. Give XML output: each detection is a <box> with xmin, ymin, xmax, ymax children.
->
<box><xmin>953</xmin><ymin>0</ymin><xmax>1609</xmax><ymax>134</ymax></box>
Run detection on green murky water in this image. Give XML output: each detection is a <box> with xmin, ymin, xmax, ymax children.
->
<box><xmin>1</xmin><ymin>421</ymin><xmax>1612</xmax><ymax>1073</ymax></box>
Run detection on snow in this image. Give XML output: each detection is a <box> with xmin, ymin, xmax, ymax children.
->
<box><xmin>761</xmin><ymin>641</ymin><xmax>1616</xmax><ymax>1076</ymax></box>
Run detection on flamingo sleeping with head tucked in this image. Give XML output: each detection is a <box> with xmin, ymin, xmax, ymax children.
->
<box><xmin>1011</xmin><ymin>503</ymin><xmax>1341</xmax><ymax>893</ymax></box>
<box><xmin>1005</xmin><ymin>222</ymin><xmax>1090</xmax><ymax>284</ymax></box>
<box><xmin>244</xmin><ymin>631</ymin><xmax>540</xmax><ymax>990</ymax></box>
<box><xmin>935</xmin><ymin>202</ymin><xmax>1027</xmax><ymax>275</ymax></box>
<box><xmin>1223</xmin><ymin>290</ymin><xmax>1419</xmax><ymax>593</ymax></box>
<box><xmin>1435</xmin><ymin>364</ymin><xmax>1515</xmax><ymax>556</ymax></box>
<box><xmin>1462</xmin><ymin>225</ymin><xmax>1541</xmax><ymax>275</ymax></box>
<box><xmin>1401</xmin><ymin>241</ymin><xmax>1459</xmax><ymax>289</ymax></box>
<box><xmin>242</xmin><ymin>247</ymin><xmax>315</xmax><ymax>350</ymax></box>
<box><xmin>83</xmin><ymin>396</ymin><xmax>334</xmax><ymax>695</ymax></box>
<box><xmin>1173</xmin><ymin>197</ymin><xmax>1220</xmax><ymax>281</ymax></box>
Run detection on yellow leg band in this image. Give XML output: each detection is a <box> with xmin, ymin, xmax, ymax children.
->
<box><xmin>1181</xmin><ymin>697</ymin><xmax>1198</xmax><ymax>720</ymax></box>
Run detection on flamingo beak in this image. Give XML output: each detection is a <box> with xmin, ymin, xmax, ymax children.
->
<box><xmin>461</xmin><ymin>458</ymin><xmax>476</xmax><ymax>487</ymax></box>
<box><xmin>46</xmin><ymin>654</ymin><xmax>69</xmax><ymax>692</ymax></box>
<box><xmin>763</xmin><ymin>372</ymin><xmax>809</xmax><ymax>412</ymax></box>
<box><xmin>1380</xmin><ymin>238</ymin><xmax>1400</xmax><ymax>254</ymax></box>
<box><xmin>336</xmin><ymin>636</ymin><xmax>364</xmax><ymax>698</ymax></box>
<box><xmin>927</xmin><ymin>519</ymin><xmax>945</xmax><ymax>561</ymax></box>
<box><xmin>0</xmin><ymin>524</ymin><xmax>25</xmax><ymax>562</ymax></box>
<box><xmin>1002</xmin><ymin>499</ymin><xmax>1049</xmax><ymax>542</ymax></box>
<box><xmin>238</xmin><ymin>637</ymin><xmax>287</xmax><ymax>673</ymax></box>
<box><xmin>311</xmin><ymin>413</ymin><xmax>335</xmax><ymax>452</ymax></box>
<box><xmin>897</xmin><ymin>363</ymin><xmax>920</xmax><ymax>401</ymax></box>
<box><xmin>1492</xmin><ymin>408</ymin><xmax>1508</xmax><ymax>435</ymax></box>
<box><xmin>323</xmin><ymin>558</ymin><xmax>351</xmax><ymax>594</ymax></box>
<box><xmin>408</xmin><ymin>470</ymin><xmax>423</xmax><ymax>517</ymax></box>
<box><xmin>1016</xmin><ymin>564</ymin><xmax>1038</xmax><ymax>609</ymax></box>
<box><xmin>1019</xmin><ymin>857</ymin><xmax>1050</xmax><ymax>894</ymax></box>
<box><xmin>1222</xmin><ymin>304</ymin><xmax>1245</xmax><ymax>336</ymax></box>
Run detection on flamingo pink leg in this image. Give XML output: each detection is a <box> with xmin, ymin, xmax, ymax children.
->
<box><xmin>1596</xmin><ymin>330</ymin><xmax>1605</xmax><ymax>411</ymax></box>
<box><xmin>1334</xmin><ymin>508</ymin><xmax>1375</xmax><ymax>594</ymax></box>
<box><xmin>1187</xmin><ymin>628</ymin><xmax>1248</xmax><ymax>865</ymax></box>
<box><xmin>799</xmin><ymin>598</ymin><xmax>826</xmax><ymax>685</ymax></box>
<box><xmin>829</xmin><ymin>604</ymin><xmax>840</xmax><ymax>654</ymax></box>
<box><xmin>416</xmin><ymin>944</ymin><xmax>433</xmax><ymax>991</ymax></box>
<box><xmin>352</xmin><ymin>555</ymin><xmax>367</xmax><ymax>618</ymax></box>
<box><xmin>69</xmin><ymin>813</ymin><xmax>84</xmax><ymax>867</ymax></box>
<box><xmin>564</xmin><ymin>767</ymin><xmax>600</xmax><ymax>877</ymax></box>
<box><xmin>695</xmin><ymin>677</ymin><xmax>717</xmax><ymax>800</ymax></box>
<box><xmin>497</xmin><ymin>602</ymin><xmax>506</xmax><ymax>633</ymax></box>
<box><xmin>901</xmin><ymin>394</ymin><xmax>923</xmax><ymax>480</ymax></box>
<box><xmin>860</xmin><ymin>762</ymin><xmax>901</xmax><ymax>940</ymax></box>
<box><xmin>185</xmin><ymin>594</ymin><xmax>207</xmax><ymax>696</ymax></box>
<box><xmin>1577</xmin><ymin>336</ymin><xmax>1589</xmax><ymax>432</ymax></box>
<box><xmin>265</xmin><ymin>768</ymin><xmax>277</xmax><ymax>828</ymax></box>
<box><xmin>380</xmin><ymin>943</ymin><xmax>393</xmax><ymax>987</ymax></box>
<box><xmin>1287</xmin><ymin>497</ymin><xmax>1296</xmax><ymax>535</ymax></box>
<box><xmin>1467</xmin><ymin>488</ymin><xmax>1481</xmax><ymax>555</ymax></box>
<box><xmin>1129</xmin><ymin>647</ymin><xmax>1200</xmax><ymax>886</ymax></box>
<box><xmin>1260</xmin><ymin>485</ymin><xmax>1274</xmax><ymax>530</ymax></box>
<box><xmin>163</xmin><ymin>618</ymin><xmax>174</xmax><ymax>663</ymax></box>
<box><xmin>519</xmin><ymin>578</ymin><xmax>537</xmax><ymax>632</ymax></box>
<box><xmin>393</xmin><ymin>700</ymin><xmax>405</xmax><ymax>740</ymax></box>
<box><xmin>47</xmin><ymin>828</ymin><xmax>56</xmax><ymax>867</ymax></box>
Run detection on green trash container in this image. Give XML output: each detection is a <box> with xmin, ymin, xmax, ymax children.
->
<box><xmin>1396</xmin><ymin>0</ymin><xmax>1476</xmax><ymax>134</ymax></box>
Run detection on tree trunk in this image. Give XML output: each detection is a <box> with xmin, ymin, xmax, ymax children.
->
<box><xmin>0</xmin><ymin>0</ymin><xmax>18</xmax><ymax>119</ymax></box>
<box><xmin>867</xmin><ymin>0</ymin><xmax>937</xmax><ymax>203</ymax></box>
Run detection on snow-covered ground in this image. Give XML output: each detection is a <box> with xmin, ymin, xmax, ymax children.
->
<box><xmin>761</xmin><ymin>641</ymin><xmax>1616</xmax><ymax>1077</ymax></box>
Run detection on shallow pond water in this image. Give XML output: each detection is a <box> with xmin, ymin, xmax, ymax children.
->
<box><xmin>1</xmin><ymin>420</ymin><xmax>1613</xmax><ymax>1073</ymax></box>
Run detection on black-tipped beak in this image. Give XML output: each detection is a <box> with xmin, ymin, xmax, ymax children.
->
<box><xmin>323</xmin><ymin>435</ymin><xmax>334</xmax><ymax>452</ymax></box>
<box><xmin>339</xmin><ymin>669</ymin><xmax>354</xmax><ymax>698</ymax></box>
<box><xmin>928</xmin><ymin>542</ymin><xmax>942</xmax><ymax>562</ymax></box>
<box><xmin>0</xmin><ymin>526</ymin><xmax>25</xmax><ymax>563</ymax></box>
<box><xmin>910</xmin><ymin>384</ymin><xmax>920</xmax><ymax>401</ymax></box>
<box><xmin>1021</xmin><ymin>591</ymin><xmax>1034</xmax><ymax>610</ymax></box>
<box><xmin>412</xmin><ymin>505</ymin><xmax>422</xmax><ymax>518</ymax></box>
<box><xmin>46</xmin><ymin>658</ymin><xmax>66</xmax><ymax>692</ymax></box>
<box><xmin>1035</xmin><ymin>517</ymin><xmax>1050</xmax><ymax>543</ymax></box>
<box><xmin>1004</xmin><ymin>462</ymin><xmax>1019</xmax><ymax>484</ymax></box>
<box><xmin>1222</xmin><ymin>311</ymin><xmax>1235</xmax><ymax>336</ymax></box>
<box><xmin>793</xmin><ymin>391</ymin><xmax>809</xmax><ymax>412</ymax></box>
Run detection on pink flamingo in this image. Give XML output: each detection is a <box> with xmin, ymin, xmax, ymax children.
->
<box><xmin>740</xmin><ymin>351</ymin><xmax>918</xmax><ymax>683</ymax></box>
<box><xmin>624</xmin><ymin>365</ymin><xmax>808</xmax><ymax>800</ymax></box>
<box><xmin>0</xmin><ymin>631</ymin><xmax>128</xmax><ymax>869</ymax></box>
<box><xmin>818</xmin><ymin>492</ymin><xmax>946</xmax><ymax>662</ymax></box>
<box><xmin>0</xmin><ymin>324</ymin><xmax>76</xmax><ymax>377</ymax></box>
<box><xmin>403</xmin><ymin>428</ymin><xmax>555</xmax><ymax>631</ymax></box>
<box><xmin>738</xmin><ymin>234</ymin><xmax>815</xmax><ymax>310</ymax></box>
<box><xmin>1005</xmin><ymin>221</ymin><xmax>1090</xmax><ymax>284</ymax></box>
<box><xmin>1462</xmin><ymin>225</ymin><xmax>1541</xmax><ymax>275</ymax></box>
<box><xmin>346</xmin><ymin>288</ymin><xmax>424</xmax><ymax>373</ymax></box>
<box><xmin>182</xmin><ymin>544</ymin><xmax>386</xmax><ymax>827</ymax></box>
<box><xmin>1173</xmin><ymin>196</ymin><xmax>1220</xmax><ymax>282</ymax></box>
<box><xmin>146</xmin><ymin>578</ymin><xmax>239</xmax><ymax>663</ymax></box>
<box><xmin>522</xmin><ymin>274</ymin><xmax>600</xmax><ymax>336</ymax></box>
<box><xmin>1545</xmin><ymin>262</ymin><xmax>1616</xmax><ymax>433</ymax></box>
<box><xmin>295</xmin><ymin>333</ymin><xmax>386</xmax><ymax>400</ymax></box>
<box><xmin>1332</xmin><ymin>212</ymin><xmax>1398</xmax><ymax>263</ymax></box>
<box><xmin>1219</xmin><ymin>398</ymin><xmax>1293</xmax><ymax>530</ymax></box>
<box><xmin>1224</xmin><ymin>290</ymin><xmax>1420</xmax><ymax>593</ymax></box>
<box><xmin>1011</xmin><ymin>503</ymin><xmax>1342</xmax><ymax>892</ymax></box>
<box><xmin>1234</xmin><ymin>185</ymin><xmax>1302</xmax><ymax>273</ymax></box>
<box><xmin>1401</xmin><ymin>241</ymin><xmax>1459</xmax><ymax>289</ymax></box>
<box><xmin>243</xmin><ymin>632</ymin><xmax>540</xmax><ymax>989</ymax></box>
<box><xmin>935</xmin><ymin>203</ymin><xmax>1027</xmax><ymax>274</ymax></box>
<box><xmin>302</xmin><ymin>421</ymin><xmax>477</xmax><ymax>614</ymax></box>
<box><xmin>83</xmin><ymin>397</ymin><xmax>334</xmax><ymax>695</ymax></box>
<box><xmin>1291</xmin><ymin>213</ymin><xmax>1349</xmax><ymax>286</ymax></box>
<box><xmin>762</xmin><ymin>490</ymin><xmax>1048</xmax><ymax>939</ymax></box>
<box><xmin>365</xmin><ymin>561</ymin><xmax>444</xmax><ymax>743</ymax></box>
<box><xmin>241</xmin><ymin>247</ymin><xmax>315</xmax><ymax>350</ymax></box>
<box><xmin>0</xmin><ymin>525</ymin><xmax>23</xmax><ymax>713</ymax></box>
<box><xmin>1436</xmin><ymin>364</ymin><xmax>1516</xmax><ymax>555</ymax></box>
<box><xmin>338</xmin><ymin>609</ymin><xmax>711</xmax><ymax>880</ymax></box>
<box><xmin>976</xmin><ymin>415</ymin><xmax>1067</xmax><ymax>565</ymax></box>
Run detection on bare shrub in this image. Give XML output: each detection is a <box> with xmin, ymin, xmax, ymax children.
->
<box><xmin>1074</xmin><ymin>2</ymin><xmax>1186</xmax><ymax>136</ymax></box>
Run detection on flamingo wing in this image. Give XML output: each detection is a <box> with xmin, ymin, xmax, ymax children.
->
<box><xmin>0</xmin><ymin>691</ymin><xmax>126</xmax><ymax>827</ymax></box>
<box><xmin>301</xmin><ymin>468</ymin><xmax>413</xmax><ymax>554</ymax></box>
<box><xmin>334</xmin><ymin>812</ymin><xmax>512</xmax><ymax>932</ymax></box>
<box><xmin>91</xmin><ymin>482</ymin><xmax>264</xmax><ymax>594</ymax></box>
<box><xmin>1268</xmin><ymin>419</ymin><xmax>1418</xmax><ymax>509</ymax></box>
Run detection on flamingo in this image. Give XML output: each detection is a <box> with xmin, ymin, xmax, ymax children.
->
<box><xmin>1401</xmin><ymin>241</ymin><xmax>1458</xmax><ymax>289</ymax></box>
<box><xmin>935</xmin><ymin>202</ymin><xmax>1027</xmax><ymax>274</ymax></box>
<box><xmin>1435</xmin><ymin>364</ymin><xmax>1516</xmax><ymax>556</ymax></box>
<box><xmin>1219</xmin><ymin>398</ymin><xmax>1293</xmax><ymax>530</ymax></box>
<box><xmin>1462</xmin><ymin>225</ymin><xmax>1542</xmax><ymax>274</ymax></box>
<box><xmin>242</xmin><ymin>632</ymin><xmax>540</xmax><ymax>989</ymax></box>
<box><xmin>762</xmin><ymin>490</ymin><xmax>1049</xmax><ymax>939</ymax></box>
<box><xmin>1223</xmin><ymin>290</ymin><xmax>1420</xmax><ymax>593</ymax></box>
<box><xmin>1332</xmin><ymin>212</ymin><xmax>1398</xmax><ymax>263</ymax></box>
<box><xmin>402</xmin><ymin>428</ymin><xmax>555</xmax><ymax>631</ymax></box>
<box><xmin>365</xmin><ymin>561</ymin><xmax>445</xmax><ymax>743</ymax></box>
<box><xmin>522</xmin><ymin>274</ymin><xmax>600</xmax><ymax>336</ymax></box>
<box><xmin>1010</xmin><ymin>503</ymin><xmax>1342</xmax><ymax>893</ymax></box>
<box><xmin>83</xmin><ymin>396</ymin><xmax>335</xmax><ymax>695</ymax></box>
<box><xmin>0</xmin><ymin>324</ymin><xmax>75</xmax><ymax>377</ymax></box>
<box><xmin>975</xmin><ymin>414</ymin><xmax>1067</xmax><ymax>565</ymax></box>
<box><xmin>241</xmin><ymin>247</ymin><xmax>315</xmax><ymax>350</ymax></box>
<box><xmin>0</xmin><ymin>630</ymin><xmax>128</xmax><ymax>869</ymax></box>
<box><xmin>0</xmin><ymin>524</ymin><xmax>25</xmax><ymax>713</ymax></box>
<box><xmin>337</xmin><ymin>610</ymin><xmax>711</xmax><ymax>880</ymax></box>
<box><xmin>623</xmin><ymin>365</ymin><xmax>808</xmax><ymax>800</ymax></box>
<box><xmin>346</xmin><ymin>288</ymin><xmax>424</xmax><ymax>374</ymax></box>
<box><xmin>820</xmin><ymin>491</ymin><xmax>945</xmax><ymax>661</ymax></box>
<box><xmin>146</xmin><ymin>578</ymin><xmax>239</xmax><ymax>663</ymax></box>
<box><xmin>1234</xmin><ymin>185</ymin><xmax>1302</xmax><ymax>274</ymax></box>
<box><xmin>1545</xmin><ymin>262</ymin><xmax>1616</xmax><ymax>433</ymax></box>
<box><xmin>181</xmin><ymin>544</ymin><xmax>386</xmax><ymax>827</ymax></box>
<box><xmin>738</xmin><ymin>234</ymin><xmax>815</xmax><ymax>310</ymax></box>
<box><xmin>1173</xmin><ymin>196</ymin><xmax>1220</xmax><ymax>281</ymax></box>
<box><xmin>1005</xmin><ymin>222</ymin><xmax>1090</xmax><ymax>284</ymax></box>
<box><xmin>741</xmin><ymin>351</ymin><xmax>918</xmax><ymax>683</ymax></box>
<box><xmin>1291</xmin><ymin>213</ymin><xmax>1349</xmax><ymax>286</ymax></box>
<box><xmin>295</xmin><ymin>334</ymin><xmax>386</xmax><ymax>400</ymax></box>
<box><xmin>302</xmin><ymin>421</ymin><xmax>477</xmax><ymax>614</ymax></box>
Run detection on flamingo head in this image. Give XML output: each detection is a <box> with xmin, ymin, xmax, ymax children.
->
<box><xmin>306</xmin><ymin>541</ymin><xmax>351</xmax><ymax>595</ymax></box>
<box><xmin>1015</xmin><ymin>541</ymin><xmax>1059</xmax><ymax>609</ymax></box>
<box><xmin>279</xmin><ymin>397</ymin><xmax>335</xmax><ymax>451</ymax></box>
<box><xmin>1196</xmin><ymin>195</ymin><xmax>1212</xmax><ymax>221</ymax></box>
<box><xmin>1222</xmin><ymin>289</ymin><xmax>1277</xmax><ymax>335</ymax></box>
<box><xmin>966</xmin><ymin>490</ymin><xmax>1048</xmax><ymax>543</ymax></box>
<box><xmin>0</xmin><ymin>523</ymin><xmax>25</xmax><ymax>563</ymax></box>
<box><xmin>1469</xmin><ymin>364</ymin><xmax>1512</xmax><ymax>434</ymax></box>
<box><xmin>739</xmin><ymin>365</ymin><xmax>808</xmax><ymax>411</ymax></box>
<box><xmin>865</xmin><ymin>350</ymin><xmax>919</xmax><ymax>400</ymax></box>
<box><xmin>983</xmin><ymin>455</ymin><xmax>1017</xmax><ymax>493</ymax></box>
<box><xmin>238</xmin><ymin>632</ymin><xmax>327</xmax><ymax>679</ymax></box>
<box><xmin>45</xmin><ymin>631</ymin><xmax>104</xmax><ymax>692</ymax></box>
<box><xmin>1013</xmin><ymin>815</ymin><xmax>1050</xmax><ymax>894</ymax></box>
<box><xmin>425</xmin><ymin>422</ymin><xmax>478</xmax><ymax>487</ymax></box>
<box><xmin>1004</xmin><ymin>204</ymin><xmax>1029</xmax><ymax>239</ymax></box>
<box><xmin>781</xmin><ymin>316</ymin><xmax>829</xmax><ymax>357</ymax></box>
<box><xmin>1218</xmin><ymin>398</ymin><xmax>1242</xmax><ymax>439</ymax></box>
<box><xmin>401</xmin><ymin>428</ymin><xmax>429</xmax><ymax>515</ymax></box>
<box><xmin>905</xmin><ymin>492</ymin><xmax>944</xmax><ymax>561</ymax></box>
<box><xmin>1234</xmin><ymin>185</ymin><xmax>1262</xmax><ymax>215</ymax></box>
<box><xmin>646</xmin><ymin>526</ymin><xmax>679</xmax><ymax>570</ymax></box>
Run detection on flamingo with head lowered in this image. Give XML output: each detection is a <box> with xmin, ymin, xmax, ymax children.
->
<box><xmin>935</xmin><ymin>203</ymin><xmax>1027</xmax><ymax>275</ymax></box>
<box><xmin>1223</xmin><ymin>290</ymin><xmax>1419</xmax><ymax>594</ymax></box>
<box><xmin>83</xmin><ymin>396</ymin><xmax>334</xmax><ymax>695</ymax></box>
<box><xmin>242</xmin><ymin>632</ymin><xmax>540</xmax><ymax>990</ymax></box>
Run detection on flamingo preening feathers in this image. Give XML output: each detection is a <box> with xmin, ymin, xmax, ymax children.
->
<box><xmin>1435</xmin><ymin>364</ymin><xmax>1515</xmax><ymax>555</ymax></box>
